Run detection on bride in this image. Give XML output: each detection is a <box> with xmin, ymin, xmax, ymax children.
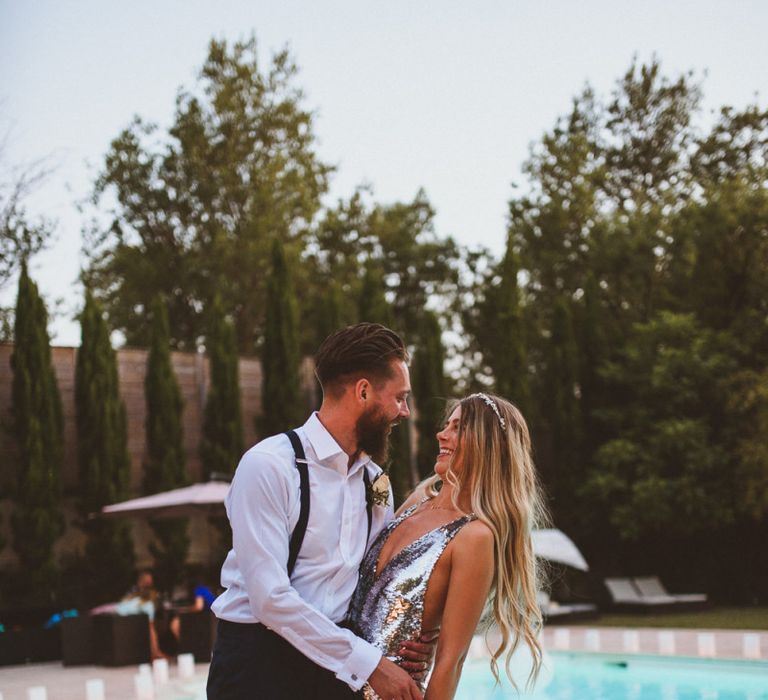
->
<box><xmin>346</xmin><ymin>393</ymin><xmax>548</xmax><ymax>699</ymax></box>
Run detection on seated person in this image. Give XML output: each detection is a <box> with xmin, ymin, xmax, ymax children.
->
<box><xmin>116</xmin><ymin>570</ymin><xmax>164</xmax><ymax>660</ymax></box>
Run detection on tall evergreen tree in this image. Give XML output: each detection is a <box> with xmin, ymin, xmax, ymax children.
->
<box><xmin>477</xmin><ymin>240</ymin><xmax>529</xmax><ymax>410</ymax></box>
<box><xmin>542</xmin><ymin>298</ymin><xmax>581</xmax><ymax>524</ymax></box>
<box><xmin>260</xmin><ymin>238</ymin><xmax>303</xmax><ymax>436</ymax></box>
<box><xmin>412</xmin><ymin>312</ymin><xmax>449</xmax><ymax>480</ymax></box>
<box><xmin>144</xmin><ymin>296</ymin><xmax>188</xmax><ymax>593</ymax></box>
<box><xmin>75</xmin><ymin>291</ymin><xmax>135</xmax><ymax>600</ymax></box>
<box><xmin>10</xmin><ymin>263</ymin><xmax>64</xmax><ymax>596</ymax></box>
<box><xmin>201</xmin><ymin>295</ymin><xmax>243</xmax><ymax>479</ymax></box>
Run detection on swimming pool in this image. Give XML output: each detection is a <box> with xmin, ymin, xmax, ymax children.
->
<box><xmin>457</xmin><ymin>652</ymin><xmax>768</xmax><ymax>699</ymax></box>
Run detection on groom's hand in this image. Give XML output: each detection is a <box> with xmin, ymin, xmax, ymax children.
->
<box><xmin>368</xmin><ymin>656</ymin><xmax>423</xmax><ymax>700</ymax></box>
<box><xmin>399</xmin><ymin>629</ymin><xmax>439</xmax><ymax>681</ymax></box>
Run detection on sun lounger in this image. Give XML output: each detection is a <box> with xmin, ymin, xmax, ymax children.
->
<box><xmin>633</xmin><ymin>577</ymin><xmax>708</xmax><ymax>608</ymax></box>
<box><xmin>538</xmin><ymin>590</ymin><xmax>598</xmax><ymax>622</ymax></box>
<box><xmin>603</xmin><ymin>578</ymin><xmax>677</xmax><ymax>612</ymax></box>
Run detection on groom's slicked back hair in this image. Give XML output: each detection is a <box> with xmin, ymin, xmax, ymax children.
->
<box><xmin>315</xmin><ymin>323</ymin><xmax>409</xmax><ymax>399</ymax></box>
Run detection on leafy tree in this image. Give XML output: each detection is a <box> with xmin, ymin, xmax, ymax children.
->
<box><xmin>260</xmin><ymin>238</ymin><xmax>304</xmax><ymax>436</ymax></box>
<box><xmin>201</xmin><ymin>295</ymin><xmax>244</xmax><ymax>479</ymax></box>
<box><xmin>75</xmin><ymin>291</ymin><xmax>135</xmax><ymax>600</ymax></box>
<box><xmin>144</xmin><ymin>296</ymin><xmax>188</xmax><ymax>593</ymax></box>
<box><xmin>0</xmin><ymin>137</ymin><xmax>56</xmax><ymax>337</ymax></box>
<box><xmin>85</xmin><ymin>36</ymin><xmax>332</xmax><ymax>351</ymax></box>
<box><xmin>9</xmin><ymin>264</ymin><xmax>64</xmax><ymax>596</ymax></box>
<box><xmin>412</xmin><ymin>312</ymin><xmax>449</xmax><ymax>480</ymax></box>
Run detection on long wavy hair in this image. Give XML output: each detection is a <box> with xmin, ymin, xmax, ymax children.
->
<box><xmin>421</xmin><ymin>393</ymin><xmax>549</xmax><ymax>687</ymax></box>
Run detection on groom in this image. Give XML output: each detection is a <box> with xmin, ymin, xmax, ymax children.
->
<box><xmin>207</xmin><ymin>323</ymin><xmax>428</xmax><ymax>700</ymax></box>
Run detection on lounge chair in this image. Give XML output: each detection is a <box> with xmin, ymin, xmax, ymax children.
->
<box><xmin>538</xmin><ymin>590</ymin><xmax>598</xmax><ymax>622</ymax></box>
<box><xmin>603</xmin><ymin>578</ymin><xmax>677</xmax><ymax>612</ymax></box>
<box><xmin>633</xmin><ymin>577</ymin><xmax>708</xmax><ymax>609</ymax></box>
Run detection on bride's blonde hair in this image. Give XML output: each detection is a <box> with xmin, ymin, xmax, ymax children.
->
<box><xmin>420</xmin><ymin>393</ymin><xmax>548</xmax><ymax>688</ymax></box>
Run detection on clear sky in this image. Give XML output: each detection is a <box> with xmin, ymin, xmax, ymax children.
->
<box><xmin>1</xmin><ymin>0</ymin><xmax>767</xmax><ymax>345</ymax></box>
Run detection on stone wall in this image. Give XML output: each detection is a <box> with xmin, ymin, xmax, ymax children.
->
<box><xmin>0</xmin><ymin>344</ymin><xmax>318</xmax><ymax>571</ymax></box>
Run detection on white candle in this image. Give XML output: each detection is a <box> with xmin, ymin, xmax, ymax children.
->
<box><xmin>658</xmin><ymin>631</ymin><xmax>676</xmax><ymax>655</ymax></box>
<box><xmin>152</xmin><ymin>657</ymin><xmax>169</xmax><ymax>684</ymax></box>
<box><xmin>85</xmin><ymin>679</ymin><xmax>105</xmax><ymax>700</ymax></box>
<box><xmin>623</xmin><ymin>630</ymin><xmax>640</xmax><ymax>653</ymax></box>
<box><xmin>138</xmin><ymin>664</ymin><xmax>152</xmax><ymax>678</ymax></box>
<box><xmin>584</xmin><ymin>629</ymin><xmax>600</xmax><ymax>652</ymax></box>
<box><xmin>134</xmin><ymin>673</ymin><xmax>154</xmax><ymax>700</ymax></box>
<box><xmin>742</xmin><ymin>633</ymin><xmax>761</xmax><ymax>660</ymax></box>
<box><xmin>698</xmin><ymin>632</ymin><xmax>716</xmax><ymax>658</ymax></box>
<box><xmin>177</xmin><ymin>652</ymin><xmax>195</xmax><ymax>678</ymax></box>
<box><xmin>27</xmin><ymin>688</ymin><xmax>47</xmax><ymax>700</ymax></box>
<box><xmin>553</xmin><ymin>628</ymin><xmax>570</xmax><ymax>650</ymax></box>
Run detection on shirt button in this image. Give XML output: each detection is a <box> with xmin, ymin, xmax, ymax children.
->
<box><xmin>351</xmin><ymin>674</ymin><xmax>358</xmax><ymax>681</ymax></box>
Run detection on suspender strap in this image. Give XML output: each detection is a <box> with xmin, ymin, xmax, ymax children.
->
<box><xmin>285</xmin><ymin>430</ymin><xmax>309</xmax><ymax>578</ymax></box>
<box><xmin>284</xmin><ymin>429</ymin><xmax>375</xmax><ymax>576</ymax></box>
<box><xmin>362</xmin><ymin>468</ymin><xmax>373</xmax><ymax>543</ymax></box>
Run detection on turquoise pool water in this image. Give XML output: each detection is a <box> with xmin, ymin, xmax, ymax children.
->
<box><xmin>457</xmin><ymin>653</ymin><xmax>768</xmax><ymax>700</ymax></box>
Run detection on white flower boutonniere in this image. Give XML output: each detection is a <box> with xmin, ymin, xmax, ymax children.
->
<box><xmin>368</xmin><ymin>472</ymin><xmax>391</xmax><ymax>507</ymax></box>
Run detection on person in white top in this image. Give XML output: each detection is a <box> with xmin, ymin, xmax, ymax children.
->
<box><xmin>207</xmin><ymin>323</ymin><xmax>430</xmax><ymax>700</ymax></box>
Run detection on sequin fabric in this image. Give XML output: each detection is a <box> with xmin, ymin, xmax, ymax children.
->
<box><xmin>346</xmin><ymin>500</ymin><xmax>475</xmax><ymax>699</ymax></box>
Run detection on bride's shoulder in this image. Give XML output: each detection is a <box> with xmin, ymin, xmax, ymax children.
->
<box><xmin>454</xmin><ymin>519</ymin><xmax>494</xmax><ymax>553</ymax></box>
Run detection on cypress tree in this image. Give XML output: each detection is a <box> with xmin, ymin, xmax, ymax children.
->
<box><xmin>412</xmin><ymin>312</ymin><xmax>449</xmax><ymax>480</ymax></box>
<box><xmin>144</xmin><ymin>296</ymin><xmax>188</xmax><ymax>593</ymax></box>
<box><xmin>543</xmin><ymin>298</ymin><xmax>581</xmax><ymax>524</ymax></box>
<box><xmin>75</xmin><ymin>291</ymin><xmax>135</xmax><ymax>601</ymax></box>
<box><xmin>10</xmin><ymin>263</ymin><xmax>64</xmax><ymax>595</ymax></box>
<box><xmin>201</xmin><ymin>295</ymin><xmax>243</xmax><ymax>479</ymax></box>
<box><xmin>260</xmin><ymin>238</ymin><xmax>303</xmax><ymax>436</ymax></box>
<box><xmin>481</xmin><ymin>240</ymin><xmax>529</xmax><ymax>410</ymax></box>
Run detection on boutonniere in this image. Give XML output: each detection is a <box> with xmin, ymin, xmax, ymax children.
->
<box><xmin>367</xmin><ymin>471</ymin><xmax>391</xmax><ymax>507</ymax></box>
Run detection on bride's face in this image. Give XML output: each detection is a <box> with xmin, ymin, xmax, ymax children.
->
<box><xmin>434</xmin><ymin>405</ymin><xmax>462</xmax><ymax>477</ymax></box>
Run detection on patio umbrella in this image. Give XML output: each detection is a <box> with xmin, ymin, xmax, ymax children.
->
<box><xmin>531</xmin><ymin>528</ymin><xmax>589</xmax><ymax>571</ymax></box>
<box><xmin>99</xmin><ymin>481</ymin><xmax>231</xmax><ymax>519</ymax></box>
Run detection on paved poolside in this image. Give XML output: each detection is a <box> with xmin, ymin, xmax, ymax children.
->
<box><xmin>1</xmin><ymin>627</ymin><xmax>766</xmax><ymax>700</ymax></box>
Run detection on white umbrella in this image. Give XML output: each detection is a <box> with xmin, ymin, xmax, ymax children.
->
<box><xmin>532</xmin><ymin>529</ymin><xmax>589</xmax><ymax>571</ymax></box>
<box><xmin>99</xmin><ymin>481</ymin><xmax>231</xmax><ymax>519</ymax></box>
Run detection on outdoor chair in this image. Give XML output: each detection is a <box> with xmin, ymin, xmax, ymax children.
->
<box><xmin>93</xmin><ymin>613</ymin><xmax>151</xmax><ymax>666</ymax></box>
<box><xmin>62</xmin><ymin>615</ymin><xmax>95</xmax><ymax>666</ymax></box>
<box><xmin>177</xmin><ymin>609</ymin><xmax>218</xmax><ymax>662</ymax></box>
<box><xmin>633</xmin><ymin>577</ymin><xmax>708</xmax><ymax>609</ymax></box>
<box><xmin>603</xmin><ymin>577</ymin><xmax>677</xmax><ymax>612</ymax></box>
<box><xmin>537</xmin><ymin>590</ymin><xmax>598</xmax><ymax>623</ymax></box>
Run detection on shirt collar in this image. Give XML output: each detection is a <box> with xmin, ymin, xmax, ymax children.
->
<box><xmin>302</xmin><ymin>412</ymin><xmax>373</xmax><ymax>475</ymax></box>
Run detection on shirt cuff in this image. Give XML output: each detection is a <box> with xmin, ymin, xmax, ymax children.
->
<box><xmin>337</xmin><ymin>636</ymin><xmax>382</xmax><ymax>691</ymax></box>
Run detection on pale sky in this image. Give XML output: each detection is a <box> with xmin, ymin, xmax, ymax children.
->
<box><xmin>2</xmin><ymin>0</ymin><xmax>767</xmax><ymax>345</ymax></box>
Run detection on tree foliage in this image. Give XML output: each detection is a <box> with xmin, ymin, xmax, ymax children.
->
<box><xmin>9</xmin><ymin>264</ymin><xmax>64</xmax><ymax>594</ymax></box>
<box><xmin>201</xmin><ymin>294</ymin><xmax>244</xmax><ymax>478</ymax></box>
<box><xmin>144</xmin><ymin>296</ymin><xmax>188</xmax><ymax>593</ymax></box>
<box><xmin>75</xmin><ymin>291</ymin><xmax>135</xmax><ymax>599</ymax></box>
<box><xmin>84</xmin><ymin>36</ymin><xmax>332</xmax><ymax>351</ymax></box>
<box><xmin>260</xmin><ymin>237</ymin><xmax>304</xmax><ymax>435</ymax></box>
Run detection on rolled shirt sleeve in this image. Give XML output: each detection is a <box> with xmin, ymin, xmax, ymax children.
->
<box><xmin>227</xmin><ymin>449</ymin><xmax>381</xmax><ymax>690</ymax></box>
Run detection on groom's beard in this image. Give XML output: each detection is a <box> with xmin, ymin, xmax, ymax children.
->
<box><xmin>356</xmin><ymin>405</ymin><xmax>395</xmax><ymax>464</ymax></box>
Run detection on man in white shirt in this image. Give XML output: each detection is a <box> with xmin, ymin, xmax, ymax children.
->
<box><xmin>207</xmin><ymin>323</ymin><xmax>427</xmax><ymax>699</ymax></box>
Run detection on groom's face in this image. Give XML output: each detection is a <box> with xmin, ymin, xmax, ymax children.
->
<box><xmin>356</xmin><ymin>360</ymin><xmax>411</xmax><ymax>463</ymax></box>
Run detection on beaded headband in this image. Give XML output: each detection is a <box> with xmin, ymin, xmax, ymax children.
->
<box><xmin>468</xmin><ymin>393</ymin><xmax>506</xmax><ymax>430</ymax></box>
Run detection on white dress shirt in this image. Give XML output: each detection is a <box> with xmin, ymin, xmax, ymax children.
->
<box><xmin>211</xmin><ymin>412</ymin><xmax>394</xmax><ymax>691</ymax></box>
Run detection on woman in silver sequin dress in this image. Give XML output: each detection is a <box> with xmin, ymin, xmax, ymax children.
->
<box><xmin>346</xmin><ymin>393</ymin><xmax>548</xmax><ymax>699</ymax></box>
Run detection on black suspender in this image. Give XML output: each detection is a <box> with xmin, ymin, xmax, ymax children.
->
<box><xmin>283</xmin><ymin>429</ymin><xmax>374</xmax><ymax>578</ymax></box>
<box><xmin>285</xmin><ymin>430</ymin><xmax>310</xmax><ymax>577</ymax></box>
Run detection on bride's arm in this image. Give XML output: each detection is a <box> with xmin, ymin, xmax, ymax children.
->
<box><xmin>425</xmin><ymin>521</ymin><xmax>495</xmax><ymax>700</ymax></box>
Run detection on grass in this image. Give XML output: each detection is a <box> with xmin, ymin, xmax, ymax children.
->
<box><xmin>568</xmin><ymin>607</ymin><xmax>768</xmax><ymax>630</ymax></box>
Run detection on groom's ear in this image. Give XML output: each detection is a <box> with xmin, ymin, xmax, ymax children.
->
<box><xmin>354</xmin><ymin>378</ymin><xmax>370</xmax><ymax>404</ymax></box>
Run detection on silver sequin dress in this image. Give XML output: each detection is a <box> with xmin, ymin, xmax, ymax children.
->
<box><xmin>345</xmin><ymin>500</ymin><xmax>476</xmax><ymax>699</ymax></box>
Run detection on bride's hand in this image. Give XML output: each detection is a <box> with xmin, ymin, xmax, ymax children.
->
<box><xmin>399</xmin><ymin>629</ymin><xmax>439</xmax><ymax>681</ymax></box>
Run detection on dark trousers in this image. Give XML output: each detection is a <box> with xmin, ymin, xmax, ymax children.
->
<box><xmin>207</xmin><ymin>620</ymin><xmax>361</xmax><ymax>700</ymax></box>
